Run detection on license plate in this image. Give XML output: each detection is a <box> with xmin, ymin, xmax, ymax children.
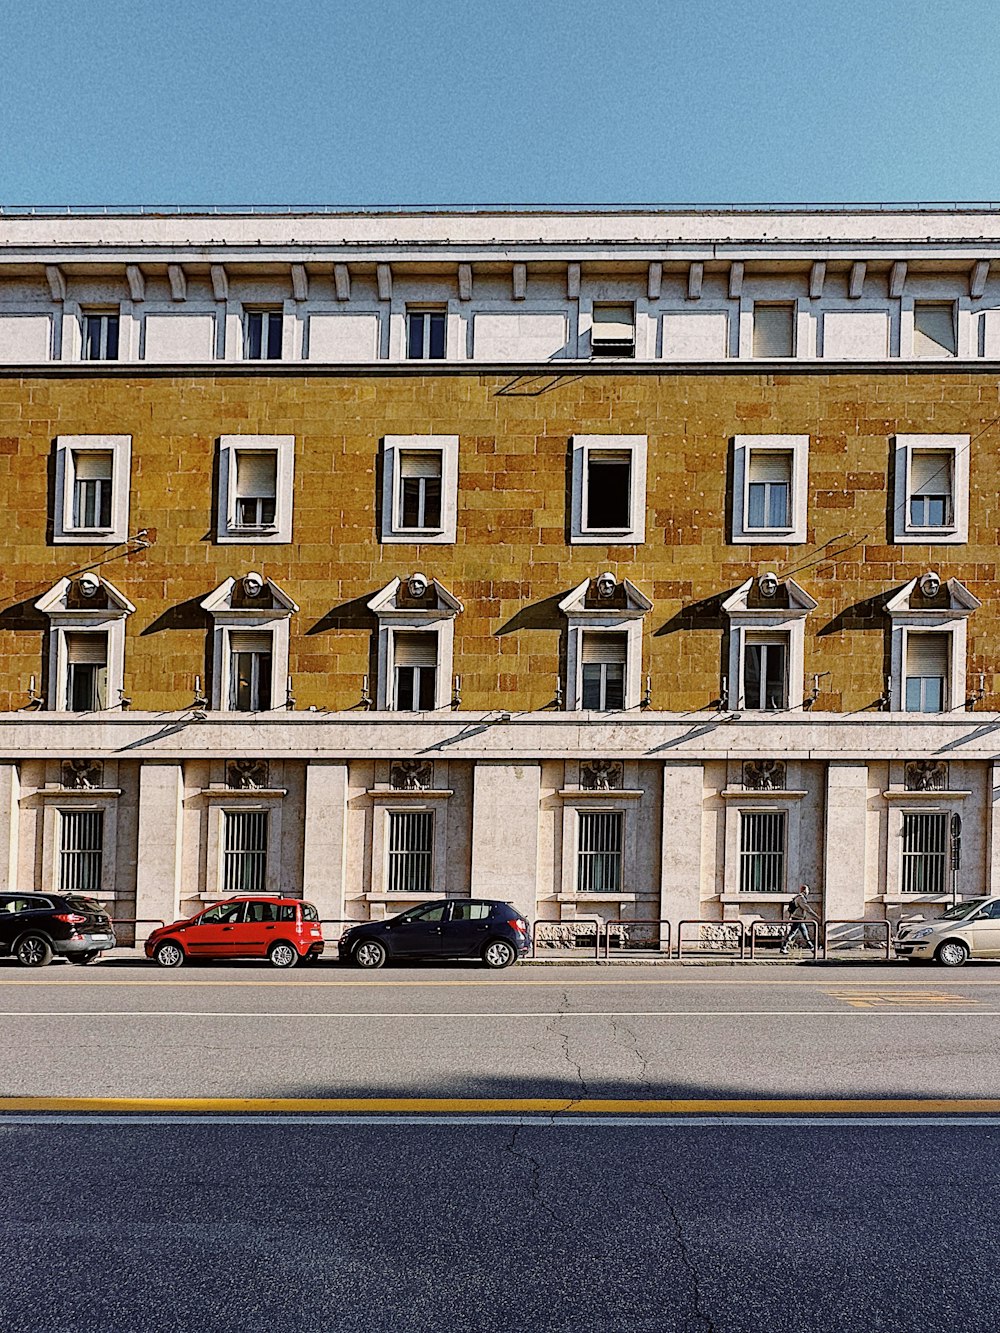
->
<box><xmin>89</xmin><ymin>935</ymin><xmax>112</xmax><ymax>943</ymax></box>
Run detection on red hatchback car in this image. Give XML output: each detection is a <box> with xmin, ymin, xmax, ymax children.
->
<box><xmin>145</xmin><ymin>897</ymin><xmax>325</xmax><ymax>968</ymax></box>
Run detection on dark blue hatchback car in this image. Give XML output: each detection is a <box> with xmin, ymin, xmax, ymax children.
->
<box><xmin>339</xmin><ymin>899</ymin><xmax>530</xmax><ymax>970</ymax></box>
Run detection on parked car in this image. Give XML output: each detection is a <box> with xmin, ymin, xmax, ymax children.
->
<box><xmin>339</xmin><ymin>899</ymin><xmax>531</xmax><ymax>969</ymax></box>
<box><xmin>895</xmin><ymin>896</ymin><xmax>1000</xmax><ymax>966</ymax></box>
<box><xmin>0</xmin><ymin>893</ymin><xmax>116</xmax><ymax>967</ymax></box>
<box><xmin>145</xmin><ymin>896</ymin><xmax>325</xmax><ymax>968</ymax></box>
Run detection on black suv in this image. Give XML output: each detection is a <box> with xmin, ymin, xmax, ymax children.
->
<box><xmin>0</xmin><ymin>893</ymin><xmax>116</xmax><ymax>967</ymax></box>
<box><xmin>339</xmin><ymin>899</ymin><xmax>530</xmax><ymax>969</ymax></box>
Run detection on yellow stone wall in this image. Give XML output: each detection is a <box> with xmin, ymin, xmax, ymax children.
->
<box><xmin>0</xmin><ymin>369</ymin><xmax>997</xmax><ymax>714</ymax></box>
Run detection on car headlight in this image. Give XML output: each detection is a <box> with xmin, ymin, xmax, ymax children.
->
<box><xmin>910</xmin><ymin>928</ymin><xmax>935</xmax><ymax>939</ymax></box>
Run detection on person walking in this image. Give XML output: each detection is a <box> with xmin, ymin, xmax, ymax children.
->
<box><xmin>781</xmin><ymin>884</ymin><xmax>818</xmax><ymax>955</ymax></box>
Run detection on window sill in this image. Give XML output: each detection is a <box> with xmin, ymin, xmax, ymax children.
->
<box><xmin>364</xmin><ymin>891</ymin><xmax>444</xmax><ymax>902</ymax></box>
<box><xmin>882</xmin><ymin>790</ymin><xmax>971</xmax><ymax>801</ymax></box>
<box><xmin>201</xmin><ymin>787</ymin><xmax>287</xmax><ymax>798</ymax></box>
<box><xmin>39</xmin><ymin>786</ymin><xmax>122</xmax><ymax>798</ymax></box>
<box><xmin>369</xmin><ymin>788</ymin><xmax>453</xmax><ymax>801</ymax></box>
<box><xmin>557</xmin><ymin>788</ymin><xmax>643</xmax><ymax>800</ymax></box>
<box><xmin>556</xmin><ymin>893</ymin><xmax>638</xmax><ymax>903</ymax></box>
<box><xmin>880</xmin><ymin>894</ymin><xmax>965</xmax><ymax>905</ymax></box>
<box><xmin>721</xmin><ymin>789</ymin><xmax>807</xmax><ymax>800</ymax></box>
<box><xmin>720</xmin><ymin>893</ymin><xmax>797</xmax><ymax>904</ymax></box>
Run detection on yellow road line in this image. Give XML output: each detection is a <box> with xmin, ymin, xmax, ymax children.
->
<box><xmin>3</xmin><ymin>1096</ymin><xmax>1000</xmax><ymax>1114</ymax></box>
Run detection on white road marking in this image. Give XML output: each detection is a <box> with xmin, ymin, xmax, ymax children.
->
<box><xmin>0</xmin><ymin>1009</ymin><xmax>996</xmax><ymax>1019</ymax></box>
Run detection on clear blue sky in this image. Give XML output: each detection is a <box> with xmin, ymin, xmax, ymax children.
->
<box><xmin>1</xmin><ymin>0</ymin><xmax>996</xmax><ymax>205</ymax></box>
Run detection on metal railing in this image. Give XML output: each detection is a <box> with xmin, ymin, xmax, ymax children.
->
<box><xmin>531</xmin><ymin>916</ymin><xmax>604</xmax><ymax>960</ymax></box>
<box><xmin>602</xmin><ymin>918</ymin><xmax>672</xmax><ymax>961</ymax></box>
<box><xmin>108</xmin><ymin>918</ymin><xmax>166</xmax><ymax>949</ymax></box>
<box><xmin>823</xmin><ymin>918</ymin><xmax>893</xmax><ymax>962</ymax></box>
<box><xmin>748</xmin><ymin>918</ymin><xmax>818</xmax><ymax>960</ymax></box>
<box><xmin>676</xmin><ymin>919</ymin><xmax>746</xmax><ymax>961</ymax></box>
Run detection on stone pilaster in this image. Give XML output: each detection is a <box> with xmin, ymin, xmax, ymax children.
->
<box><xmin>470</xmin><ymin>762</ymin><xmax>540</xmax><ymax>921</ymax></box>
<box><xmin>660</xmin><ymin>763</ymin><xmax>703</xmax><ymax>933</ymax></box>
<box><xmin>824</xmin><ymin>763</ymin><xmax>868</xmax><ymax>921</ymax></box>
<box><xmin>134</xmin><ymin>763</ymin><xmax>183</xmax><ymax>927</ymax></box>
<box><xmin>302</xmin><ymin>762</ymin><xmax>348</xmax><ymax>922</ymax></box>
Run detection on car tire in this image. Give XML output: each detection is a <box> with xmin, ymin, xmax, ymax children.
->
<box><xmin>482</xmin><ymin>938</ymin><xmax>517</xmax><ymax>970</ymax></box>
<box><xmin>154</xmin><ymin>941</ymin><xmax>185</xmax><ymax>968</ymax></box>
<box><xmin>68</xmin><ymin>951</ymin><xmax>100</xmax><ymax>965</ymax></box>
<box><xmin>936</xmin><ymin>939</ymin><xmax>970</xmax><ymax>968</ymax></box>
<box><xmin>353</xmin><ymin>939</ymin><xmax>387</xmax><ymax>970</ymax></box>
<box><xmin>268</xmin><ymin>942</ymin><xmax>299</xmax><ymax>969</ymax></box>
<box><xmin>15</xmin><ymin>934</ymin><xmax>53</xmax><ymax>968</ymax></box>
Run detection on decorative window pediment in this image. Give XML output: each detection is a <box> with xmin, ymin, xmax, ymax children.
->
<box><xmin>885</xmin><ymin>576</ymin><xmax>979</xmax><ymax>713</ymax></box>
<box><xmin>884</xmin><ymin>576</ymin><xmax>980</xmax><ymax>620</ymax></box>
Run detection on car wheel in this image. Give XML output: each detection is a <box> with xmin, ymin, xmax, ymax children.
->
<box><xmin>154</xmin><ymin>941</ymin><xmax>185</xmax><ymax>968</ymax></box>
<box><xmin>482</xmin><ymin>939</ymin><xmax>517</xmax><ymax>969</ymax></box>
<box><xmin>268</xmin><ymin>942</ymin><xmax>299</xmax><ymax>969</ymax></box>
<box><xmin>353</xmin><ymin>939</ymin><xmax>387</xmax><ymax>970</ymax></box>
<box><xmin>936</xmin><ymin>939</ymin><xmax>970</xmax><ymax>968</ymax></box>
<box><xmin>15</xmin><ymin>935</ymin><xmax>53</xmax><ymax>968</ymax></box>
<box><xmin>68</xmin><ymin>951</ymin><xmax>99</xmax><ymax>965</ymax></box>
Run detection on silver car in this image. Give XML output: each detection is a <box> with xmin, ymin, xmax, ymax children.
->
<box><xmin>895</xmin><ymin>897</ymin><xmax>1000</xmax><ymax>967</ymax></box>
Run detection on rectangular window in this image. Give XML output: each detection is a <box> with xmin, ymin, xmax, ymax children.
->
<box><xmin>393</xmin><ymin>631</ymin><xmax>437</xmax><ymax>711</ymax></box>
<box><xmin>407</xmin><ymin>309</ymin><xmax>446</xmax><ymax>360</ymax></box>
<box><xmin>234</xmin><ymin>451</ymin><xmax>278</xmax><ymax>529</ymax></box>
<box><xmin>72</xmin><ymin>451</ymin><xmax>113</xmax><ymax>530</ymax></box>
<box><xmin>908</xmin><ymin>451</ymin><xmax>953</xmax><ymax>529</ymax></box>
<box><xmin>752</xmin><ymin>304</ymin><xmax>794</xmax><ymax>357</ymax></box>
<box><xmin>399</xmin><ymin>451</ymin><xmax>443</xmax><ymax>530</ymax></box>
<box><xmin>905</xmin><ymin>633</ymin><xmax>949</xmax><ymax>713</ymax></box>
<box><xmin>581</xmin><ymin>633</ymin><xmax>626</xmax><ymax>710</ymax></box>
<box><xmin>747</xmin><ymin>451</ymin><xmax>791</xmax><ymax>529</ymax></box>
<box><xmin>222</xmin><ymin>810</ymin><xmax>269</xmax><ymax>894</ymax></box>
<box><xmin>585</xmin><ymin>450</ymin><xmax>632</xmax><ymax>531</ymax></box>
<box><xmin>591</xmin><ymin>304</ymin><xmax>635</xmax><ymax>358</ymax></box>
<box><xmin>81</xmin><ymin>311</ymin><xmax>119</xmax><ymax>361</ymax></box>
<box><xmin>577</xmin><ymin>810</ymin><xmax>624</xmax><ymax>893</ymax></box>
<box><xmin>739</xmin><ymin>810</ymin><xmax>786</xmax><ymax>894</ymax></box>
<box><xmin>244</xmin><ymin>309</ymin><xmax>283</xmax><ymax>360</ymax></box>
<box><xmin>230</xmin><ymin>632</ymin><xmax>273</xmax><ymax>712</ymax></box>
<box><xmin>913</xmin><ymin>303</ymin><xmax>957</xmax><ymax>357</ymax></box>
<box><xmin>387</xmin><ymin>810</ymin><xmax>433</xmax><ymax>893</ymax></box>
<box><xmin>65</xmin><ymin>632</ymin><xmax>108</xmax><ymax>711</ymax></box>
<box><xmin>901</xmin><ymin>812</ymin><xmax>948</xmax><ymax>894</ymax></box>
<box><xmin>59</xmin><ymin>810</ymin><xmax>104</xmax><ymax>894</ymax></box>
<box><xmin>743</xmin><ymin>637</ymin><xmax>787</xmax><ymax>710</ymax></box>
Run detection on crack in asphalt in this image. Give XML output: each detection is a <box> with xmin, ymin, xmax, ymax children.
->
<box><xmin>608</xmin><ymin>1012</ymin><xmax>652</xmax><ymax>1090</ymax></box>
<box><xmin>654</xmin><ymin>1183</ymin><xmax>716</xmax><ymax>1333</ymax></box>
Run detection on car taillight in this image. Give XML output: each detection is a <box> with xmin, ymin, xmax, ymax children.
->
<box><xmin>507</xmin><ymin>918</ymin><xmax>527</xmax><ymax>933</ymax></box>
<box><xmin>53</xmin><ymin>913</ymin><xmax>87</xmax><ymax>924</ymax></box>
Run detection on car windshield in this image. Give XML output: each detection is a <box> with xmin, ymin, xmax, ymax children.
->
<box><xmin>940</xmin><ymin>900</ymin><xmax>988</xmax><ymax>921</ymax></box>
<box><xmin>66</xmin><ymin>897</ymin><xmax>104</xmax><ymax>914</ymax></box>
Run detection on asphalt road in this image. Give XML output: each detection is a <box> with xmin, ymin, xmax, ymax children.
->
<box><xmin>3</xmin><ymin>960</ymin><xmax>1000</xmax><ymax>1332</ymax></box>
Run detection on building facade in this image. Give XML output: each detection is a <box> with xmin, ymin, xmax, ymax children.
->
<box><xmin>0</xmin><ymin>203</ymin><xmax>999</xmax><ymax>938</ymax></box>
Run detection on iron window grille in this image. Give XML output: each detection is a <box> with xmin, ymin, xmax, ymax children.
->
<box><xmin>577</xmin><ymin>810</ymin><xmax>624</xmax><ymax>893</ymax></box>
<box><xmin>222</xmin><ymin>809</ymin><xmax>269</xmax><ymax>894</ymax></box>
<box><xmin>739</xmin><ymin>810</ymin><xmax>786</xmax><ymax>894</ymax></box>
<box><xmin>387</xmin><ymin>810</ymin><xmax>433</xmax><ymax>893</ymax></box>
<box><xmin>901</xmin><ymin>812</ymin><xmax>948</xmax><ymax>894</ymax></box>
<box><xmin>59</xmin><ymin>809</ymin><xmax>104</xmax><ymax>894</ymax></box>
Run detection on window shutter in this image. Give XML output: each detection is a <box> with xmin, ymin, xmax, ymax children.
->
<box><xmin>394</xmin><ymin>632</ymin><xmax>438</xmax><ymax>667</ymax></box>
<box><xmin>65</xmin><ymin>632</ymin><xmax>107</xmax><ymax>664</ymax></box>
<box><xmin>592</xmin><ymin>305</ymin><xmax>634</xmax><ymax>341</ymax></box>
<box><xmin>229</xmin><ymin>631</ymin><xmax>272</xmax><ymax>655</ymax></box>
<box><xmin>73</xmin><ymin>451</ymin><xmax>112</xmax><ymax>481</ymax></box>
<box><xmin>581</xmin><ymin>633</ymin><xmax>627</xmax><ymax>664</ymax></box>
<box><xmin>906</xmin><ymin>633</ymin><xmax>948</xmax><ymax>676</ymax></box>
<box><xmin>749</xmin><ymin>451</ymin><xmax>791</xmax><ymax>484</ymax></box>
<box><xmin>753</xmin><ymin>306</ymin><xmax>794</xmax><ymax>356</ymax></box>
<box><xmin>400</xmin><ymin>451</ymin><xmax>441</xmax><ymax>479</ymax></box>
<box><xmin>913</xmin><ymin>305</ymin><xmax>957</xmax><ymax>356</ymax></box>
<box><xmin>910</xmin><ymin>451</ymin><xmax>951</xmax><ymax>497</ymax></box>
<box><xmin>236</xmin><ymin>452</ymin><xmax>277</xmax><ymax>498</ymax></box>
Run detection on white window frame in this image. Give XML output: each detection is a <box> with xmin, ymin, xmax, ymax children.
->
<box><xmin>892</xmin><ymin>435</ymin><xmax>969</xmax><ymax>544</ymax></box>
<box><xmin>368</xmin><ymin>578</ymin><xmax>463</xmax><ymax>712</ymax></box>
<box><xmin>201</xmin><ymin>576</ymin><xmax>297</xmax><ymax>712</ymax></box>
<box><xmin>732</xmin><ymin>435</ymin><xmax>809</xmax><ymax>544</ymax></box>
<box><xmin>79</xmin><ymin>308</ymin><xmax>120</xmax><ymax>362</ymax></box>
<box><xmin>203</xmin><ymin>795</ymin><xmax>284</xmax><ymax>898</ymax></box>
<box><xmin>380</xmin><ymin>435</ymin><xmax>459</xmax><ymax>544</ymax></box>
<box><xmin>885</xmin><ymin>577</ymin><xmax>979</xmax><ymax>713</ymax></box>
<box><xmin>570</xmin><ymin>435</ymin><xmax>647</xmax><ymax>544</ymax></box>
<box><xmin>881</xmin><ymin>790</ymin><xmax>971</xmax><ymax>902</ymax></box>
<box><xmin>35</xmin><ymin>576</ymin><xmax>134</xmax><ymax>713</ymax></box>
<box><xmin>39</xmin><ymin>785</ymin><xmax>121</xmax><ymax>899</ymax></box>
<box><xmin>217</xmin><ymin>435</ymin><xmax>295</xmax><ymax>544</ymax></box>
<box><xmin>720</xmin><ymin>773</ymin><xmax>807</xmax><ymax>906</ymax></box>
<box><xmin>405</xmin><ymin>306</ymin><xmax>448</xmax><ymax>360</ymax></box>
<box><xmin>722</xmin><ymin>577</ymin><xmax>816</xmax><ymax>711</ymax></box>
<box><xmin>53</xmin><ymin>435</ymin><xmax>131</xmax><ymax>544</ymax></box>
<box><xmin>559</xmin><ymin>577</ymin><xmax>652</xmax><ymax>711</ymax></box>
<box><xmin>243</xmin><ymin>307</ymin><xmax>284</xmax><ymax>361</ymax></box>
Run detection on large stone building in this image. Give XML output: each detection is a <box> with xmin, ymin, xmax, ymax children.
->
<box><xmin>0</xmin><ymin>203</ymin><xmax>998</xmax><ymax>941</ymax></box>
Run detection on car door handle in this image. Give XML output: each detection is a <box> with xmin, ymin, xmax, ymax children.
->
<box><xmin>222</xmin><ymin>927</ymin><xmax>234</xmax><ymax>932</ymax></box>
